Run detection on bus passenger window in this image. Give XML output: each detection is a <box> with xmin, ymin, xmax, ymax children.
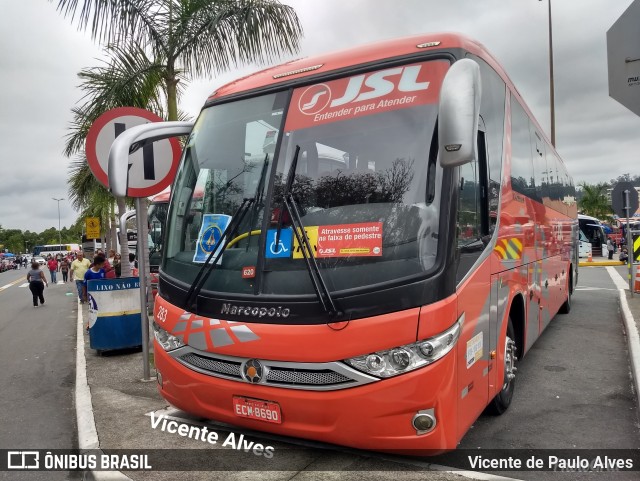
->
<box><xmin>457</xmin><ymin>159</ymin><xmax>480</xmax><ymax>245</ymax></box>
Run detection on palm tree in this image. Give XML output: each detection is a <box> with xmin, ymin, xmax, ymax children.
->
<box><xmin>55</xmin><ymin>0</ymin><xmax>303</xmax><ymax>276</ymax></box>
<box><xmin>578</xmin><ymin>182</ymin><xmax>612</xmax><ymax>220</ymax></box>
<box><xmin>52</xmin><ymin>0</ymin><xmax>303</xmax><ymax>122</ymax></box>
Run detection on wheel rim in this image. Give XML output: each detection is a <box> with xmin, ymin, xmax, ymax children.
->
<box><xmin>502</xmin><ymin>335</ymin><xmax>517</xmax><ymax>391</ymax></box>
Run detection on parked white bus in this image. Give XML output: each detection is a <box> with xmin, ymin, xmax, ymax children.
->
<box><xmin>578</xmin><ymin>214</ymin><xmax>606</xmax><ymax>257</ymax></box>
<box><xmin>32</xmin><ymin>244</ymin><xmax>80</xmax><ymax>258</ymax></box>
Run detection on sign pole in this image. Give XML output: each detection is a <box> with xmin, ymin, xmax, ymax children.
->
<box><xmin>136</xmin><ymin>197</ymin><xmax>151</xmax><ymax>380</ymax></box>
<box><xmin>625</xmin><ymin>190</ymin><xmax>634</xmax><ymax>297</ymax></box>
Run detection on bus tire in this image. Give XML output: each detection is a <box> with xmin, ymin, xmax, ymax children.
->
<box><xmin>487</xmin><ymin>318</ymin><xmax>517</xmax><ymax>415</ymax></box>
<box><xmin>559</xmin><ymin>268</ymin><xmax>572</xmax><ymax>314</ymax></box>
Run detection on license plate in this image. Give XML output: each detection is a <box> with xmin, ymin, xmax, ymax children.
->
<box><xmin>232</xmin><ymin>396</ymin><xmax>282</xmax><ymax>424</ymax></box>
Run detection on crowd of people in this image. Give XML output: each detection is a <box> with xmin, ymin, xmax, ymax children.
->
<box><xmin>26</xmin><ymin>249</ymin><xmax>138</xmax><ymax>307</ymax></box>
<box><xmin>606</xmin><ymin>236</ymin><xmax>630</xmax><ymax>262</ymax></box>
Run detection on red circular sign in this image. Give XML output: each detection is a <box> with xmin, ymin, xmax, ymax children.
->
<box><xmin>85</xmin><ymin>107</ymin><xmax>182</xmax><ymax>197</ymax></box>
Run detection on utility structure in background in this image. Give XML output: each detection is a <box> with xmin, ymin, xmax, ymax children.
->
<box><xmin>52</xmin><ymin>197</ymin><xmax>64</xmax><ymax>254</ymax></box>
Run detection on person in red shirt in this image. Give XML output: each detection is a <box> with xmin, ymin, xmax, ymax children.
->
<box><xmin>95</xmin><ymin>249</ymin><xmax>116</xmax><ymax>279</ymax></box>
<box><xmin>47</xmin><ymin>256</ymin><xmax>59</xmax><ymax>284</ymax></box>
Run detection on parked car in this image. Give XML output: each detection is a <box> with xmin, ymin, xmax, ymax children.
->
<box><xmin>1</xmin><ymin>259</ymin><xmax>16</xmax><ymax>271</ymax></box>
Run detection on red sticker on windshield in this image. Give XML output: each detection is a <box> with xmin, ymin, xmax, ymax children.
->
<box><xmin>285</xmin><ymin>60</ymin><xmax>447</xmax><ymax>131</ymax></box>
<box><xmin>316</xmin><ymin>222</ymin><xmax>383</xmax><ymax>258</ymax></box>
<box><xmin>242</xmin><ymin>266</ymin><xmax>256</xmax><ymax>278</ymax></box>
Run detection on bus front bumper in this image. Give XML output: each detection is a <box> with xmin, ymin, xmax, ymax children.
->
<box><xmin>154</xmin><ymin>341</ymin><xmax>459</xmax><ymax>453</ymax></box>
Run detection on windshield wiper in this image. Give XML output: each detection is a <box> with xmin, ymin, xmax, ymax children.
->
<box><xmin>274</xmin><ymin>145</ymin><xmax>339</xmax><ymax>317</ymax></box>
<box><xmin>246</xmin><ymin>154</ymin><xmax>269</xmax><ymax>252</ymax></box>
<box><xmin>185</xmin><ymin>159</ymin><xmax>269</xmax><ymax>310</ymax></box>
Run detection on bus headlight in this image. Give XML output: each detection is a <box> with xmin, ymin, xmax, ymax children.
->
<box><xmin>153</xmin><ymin>322</ymin><xmax>185</xmax><ymax>351</ymax></box>
<box><xmin>343</xmin><ymin>316</ymin><xmax>463</xmax><ymax>378</ymax></box>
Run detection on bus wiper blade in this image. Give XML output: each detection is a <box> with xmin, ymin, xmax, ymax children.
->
<box><xmin>274</xmin><ymin>145</ymin><xmax>300</xmax><ymax>247</ymax></box>
<box><xmin>185</xmin><ymin>158</ymin><xmax>270</xmax><ymax>310</ymax></box>
<box><xmin>246</xmin><ymin>154</ymin><xmax>270</xmax><ymax>252</ymax></box>
<box><xmin>286</xmin><ymin>194</ymin><xmax>339</xmax><ymax>317</ymax></box>
<box><xmin>276</xmin><ymin>145</ymin><xmax>339</xmax><ymax>317</ymax></box>
<box><xmin>185</xmin><ymin>197</ymin><xmax>254</xmax><ymax>310</ymax></box>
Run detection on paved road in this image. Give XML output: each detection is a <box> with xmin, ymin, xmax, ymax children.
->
<box><xmin>0</xmin><ymin>268</ymin><xmax>80</xmax><ymax>480</ymax></box>
<box><xmin>456</xmin><ymin>265</ymin><xmax>640</xmax><ymax>480</ymax></box>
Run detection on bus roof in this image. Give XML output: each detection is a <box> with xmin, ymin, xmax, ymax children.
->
<box><xmin>204</xmin><ymin>31</ymin><xmax>563</xmax><ymax>175</ymax></box>
<box><xmin>207</xmin><ymin>32</ymin><xmax>506</xmax><ymax>102</ymax></box>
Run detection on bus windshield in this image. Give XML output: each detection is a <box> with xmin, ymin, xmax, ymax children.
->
<box><xmin>164</xmin><ymin>60</ymin><xmax>447</xmax><ymax>299</ymax></box>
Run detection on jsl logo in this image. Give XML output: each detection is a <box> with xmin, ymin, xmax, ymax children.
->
<box><xmin>298</xmin><ymin>65</ymin><xmax>430</xmax><ymax>115</ymax></box>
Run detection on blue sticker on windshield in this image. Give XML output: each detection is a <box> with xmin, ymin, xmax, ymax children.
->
<box><xmin>193</xmin><ymin>214</ymin><xmax>232</xmax><ymax>263</ymax></box>
<box><xmin>265</xmin><ymin>229</ymin><xmax>293</xmax><ymax>258</ymax></box>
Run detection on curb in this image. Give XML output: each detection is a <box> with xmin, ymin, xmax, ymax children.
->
<box><xmin>579</xmin><ymin>261</ymin><xmax>624</xmax><ymax>267</ymax></box>
<box><xmin>75</xmin><ymin>298</ymin><xmax>132</xmax><ymax>481</ymax></box>
<box><xmin>618</xmin><ymin>290</ymin><xmax>640</xmax><ymax>415</ymax></box>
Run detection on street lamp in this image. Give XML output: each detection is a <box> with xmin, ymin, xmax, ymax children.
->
<box><xmin>540</xmin><ymin>0</ymin><xmax>556</xmax><ymax>146</ymax></box>
<box><xmin>52</xmin><ymin>198</ymin><xmax>64</xmax><ymax>252</ymax></box>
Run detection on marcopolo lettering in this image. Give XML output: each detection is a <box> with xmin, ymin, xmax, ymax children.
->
<box><xmin>221</xmin><ymin>303</ymin><xmax>290</xmax><ymax>318</ymax></box>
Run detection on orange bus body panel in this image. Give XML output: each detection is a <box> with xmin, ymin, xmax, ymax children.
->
<box><xmin>155</xmin><ymin>339</ymin><xmax>459</xmax><ymax>451</ymax></box>
<box><xmin>154</xmin><ymin>297</ymin><xmax>421</xmax><ymax>362</ymax></box>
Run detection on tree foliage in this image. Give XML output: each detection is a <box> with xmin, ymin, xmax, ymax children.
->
<box><xmin>578</xmin><ymin>182</ymin><xmax>612</xmax><ymax>220</ymax></box>
<box><xmin>0</xmin><ymin>225</ymin><xmax>83</xmax><ymax>255</ymax></box>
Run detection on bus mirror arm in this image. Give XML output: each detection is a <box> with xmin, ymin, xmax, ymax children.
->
<box><xmin>108</xmin><ymin>121</ymin><xmax>194</xmax><ymax>197</ymax></box>
<box><xmin>438</xmin><ymin>58</ymin><xmax>481</xmax><ymax>168</ymax></box>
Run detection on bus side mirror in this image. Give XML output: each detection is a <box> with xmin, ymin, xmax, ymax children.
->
<box><xmin>108</xmin><ymin>121</ymin><xmax>194</xmax><ymax>197</ymax></box>
<box><xmin>438</xmin><ymin>58</ymin><xmax>481</xmax><ymax>168</ymax></box>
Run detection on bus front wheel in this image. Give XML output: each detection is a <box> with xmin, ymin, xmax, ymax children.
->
<box><xmin>487</xmin><ymin>318</ymin><xmax>517</xmax><ymax>415</ymax></box>
<box><xmin>559</xmin><ymin>268</ymin><xmax>572</xmax><ymax>314</ymax></box>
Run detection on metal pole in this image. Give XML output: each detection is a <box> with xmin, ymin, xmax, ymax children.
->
<box><xmin>548</xmin><ymin>0</ymin><xmax>555</xmax><ymax>147</ymax></box>
<box><xmin>135</xmin><ymin>198</ymin><xmax>151</xmax><ymax>380</ymax></box>
<box><xmin>625</xmin><ymin>190</ymin><xmax>633</xmax><ymax>297</ymax></box>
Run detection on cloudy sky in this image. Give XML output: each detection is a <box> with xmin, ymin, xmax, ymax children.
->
<box><xmin>1</xmin><ymin>0</ymin><xmax>639</xmax><ymax>232</ymax></box>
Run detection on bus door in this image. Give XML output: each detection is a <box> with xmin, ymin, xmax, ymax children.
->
<box><xmin>455</xmin><ymin>129</ymin><xmax>492</xmax><ymax>436</ymax></box>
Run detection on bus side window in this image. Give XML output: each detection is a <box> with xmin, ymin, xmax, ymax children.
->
<box><xmin>457</xmin><ymin>158</ymin><xmax>480</xmax><ymax>245</ymax></box>
<box><xmin>456</xmin><ymin>128</ymin><xmax>490</xmax><ymax>283</ymax></box>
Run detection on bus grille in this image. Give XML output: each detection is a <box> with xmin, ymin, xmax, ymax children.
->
<box><xmin>265</xmin><ymin>368</ymin><xmax>351</xmax><ymax>386</ymax></box>
<box><xmin>179</xmin><ymin>353</ymin><xmax>242</xmax><ymax>378</ymax></box>
<box><xmin>173</xmin><ymin>348</ymin><xmax>377</xmax><ymax>391</ymax></box>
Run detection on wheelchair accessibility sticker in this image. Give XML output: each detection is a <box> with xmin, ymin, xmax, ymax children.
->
<box><xmin>265</xmin><ymin>228</ymin><xmax>293</xmax><ymax>258</ymax></box>
<box><xmin>193</xmin><ymin>214</ymin><xmax>232</xmax><ymax>263</ymax></box>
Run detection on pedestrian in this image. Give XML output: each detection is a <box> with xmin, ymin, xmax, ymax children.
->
<box><xmin>620</xmin><ymin>248</ymin><xmax>629</xmax><ymax>263</ymax></box>
<box><xmin>95</xmin><ymin>249</ymin><xmax>115</xmax><ymax>279</ymax></box>
<box><xmin>607</xmin><ymin>237</ymin><xmax>614</xmax><ymax>260</ymax></box>
<box><xmin>83</xmin><ymin>254</ymin><xmax>107</xmax><ymax>303</ymax></box>
<box><xmin>60</xmin><ymin>257</ymin><xmax>70</xmax><ymax>282</ymax></box>
<box><xmin>70</xmin><ymin>251</ymin><xmax>91</xmax><ymax>303</ymax></box>
<box><xmin>129</xmin><ymin>253</ymin><xmax>139</xmax><ymax>276</ymax></box>
<box><xmin>27</xmin><ymin>261</ymin><xmax>48</xmax><ymax>307</ymax></box>
<box><xmin>47</xmin><ymin>256</ymin><xmax>59</xmax><ymax>283</ymax></box>
<box><xmin>22</xmin><ymin>257</ymin><xmax>28</xmax><ymax>269</ymax></box>
<box><xmin>113</xmin><ymin>253</ymin><xmax>122</xmax><ymax>278</ymax></box>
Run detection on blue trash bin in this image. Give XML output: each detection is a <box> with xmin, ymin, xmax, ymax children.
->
<box><xmin>88</xmin><ymin>277</ymin><xmax>142</xmax><ymax>351</ymax></box>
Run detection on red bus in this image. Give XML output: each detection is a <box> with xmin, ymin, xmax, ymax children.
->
<box><xmin>110</xmin><ymin>33</ymin><xmax>578</xmax><ymax>452</ymax></box>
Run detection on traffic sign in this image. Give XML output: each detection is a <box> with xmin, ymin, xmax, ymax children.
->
<box><xmin>612</xmin><ymin>181</ymin><xmax>639</xmax><ymax>218</ymax></box>
<box><xmin>85</xmin><ymin>107</ymin><xmax>181</xmax><ymax>197</ymax></box>
<box><xmin>607</xmin><ymin>0</ymin><xmax>640</xmax><ymax>117</ymax></box>
<box><xmin>85</xmin><ymin>217</ymin><xmax>101</xmax><ymax>240</ymax></box>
